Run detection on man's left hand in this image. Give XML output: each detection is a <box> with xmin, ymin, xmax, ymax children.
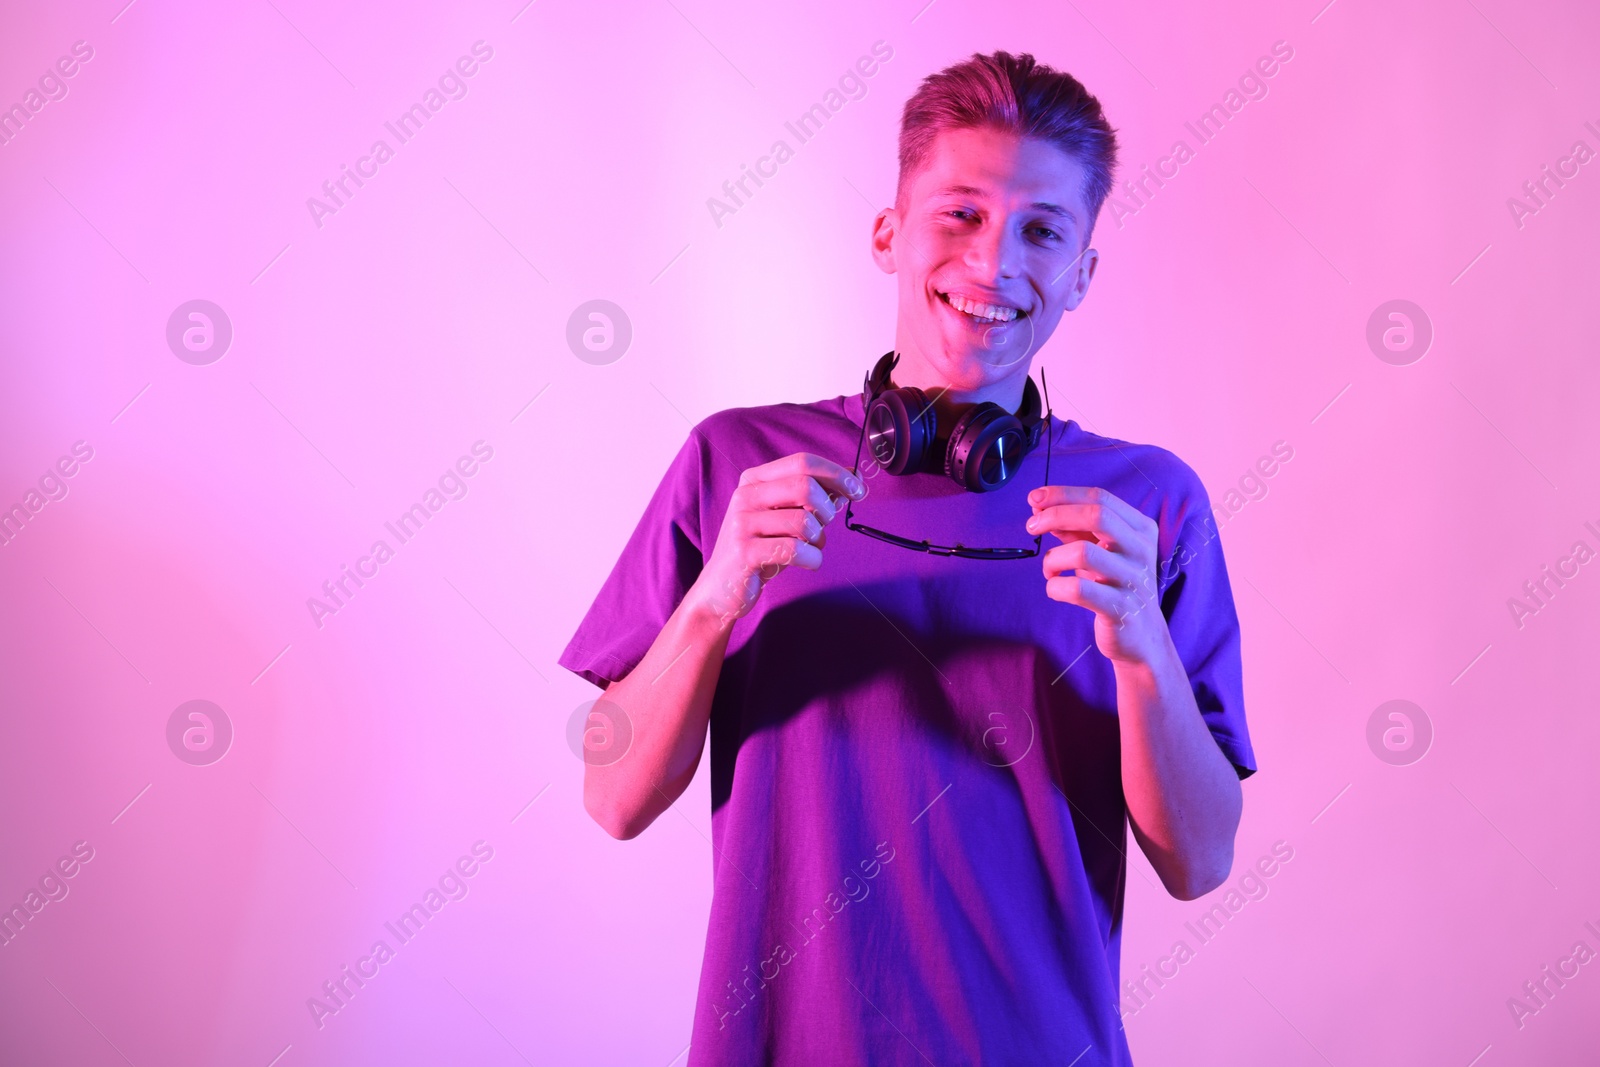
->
<box><xmin>1026</xmin><ymin>485</ymin><xmax>1168</xmax><ymax>666</ymax></box>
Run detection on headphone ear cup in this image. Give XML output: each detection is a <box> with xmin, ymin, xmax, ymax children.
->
<box><xmin>866</xmin><ymin>387</ymin><xmax>936</xmax><ymax>475</ymax></box>
<box><xmin>946</xmin><ymin>405</ymin><xmax>1028</xmax><ymax>492</ymax></box>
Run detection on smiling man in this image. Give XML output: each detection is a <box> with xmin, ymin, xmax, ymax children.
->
<box><xmin>560</xmin><ymin>52</ymin><xmax>1256</xmax><ymax>1066</ymax></box>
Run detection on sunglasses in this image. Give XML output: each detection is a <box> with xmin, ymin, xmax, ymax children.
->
<box><xmin>843</xmin><ymin>376</ymin><xmax>1053</xmax><ymax>561</ymax></box>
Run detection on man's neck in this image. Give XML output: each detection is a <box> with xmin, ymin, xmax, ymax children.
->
<box><xmin>887</xmin><ymin>343</ymin><xmax>1031</xmax><ymax>415</ymax></box>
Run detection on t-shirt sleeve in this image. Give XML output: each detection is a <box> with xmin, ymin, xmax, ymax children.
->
<box><xmin>1155</xmin><ymin>472</ymin><xmax>1258</xmax><ymax>779</ymax></box>
<box><xmin>557</xmin><ymin>428</ymin><xmax>710</xmax><ymax>689</ymax></box>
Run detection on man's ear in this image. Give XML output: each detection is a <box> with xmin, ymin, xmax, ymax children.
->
<box><xmin>870</xmin><ymin>207</ymin><xmax>899</xmax><ymax>274</ymax></box>
<box><xmin>1061</xmin><ymin>246</ymin><xmax>1100</xmax><ymax>312</ymax></box>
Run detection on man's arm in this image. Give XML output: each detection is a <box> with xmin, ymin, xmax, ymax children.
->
<box><xmin>583</xmin><ymin>453</ymin><xmax>864</xmax><ymax>840</ymax></box>
<box><xmin>1027</xmin><ymin>485</ymin><xmax>1243</xmax><ymax>900</ymax></box>
<box><xmin>582</xmin><ymin>588</ymin><xmax>734</xmax><ymax>840</ymax></box>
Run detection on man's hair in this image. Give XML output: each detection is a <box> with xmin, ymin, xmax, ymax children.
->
<box><xmin>897</xmin><ymin>51</ymin><xmax>1119</xmax><ymax>230</ymax></box>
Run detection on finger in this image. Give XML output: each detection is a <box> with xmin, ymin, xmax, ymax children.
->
<box><xmin>742</xmin><ymin>535</ymin><xmax>822</xmax><ymax>573</ymax></box>
<box><xmin>1045</xmin><ymin>573</ymin><xmax>1122</xmax><ymax>613</ymax></box>
<box><xmin>1027</xmin><ymin>501</ymin><xmax>1145</xmax><ymax>554</ymax></box>
<box><xmin>785</xmin><ymin>538</ymin><xmax>824</xmax><ymax>571</ymax></box>
<box><xmin>1038</xmin><ymin>528</ymin><xmax>1096</xmax><ymax>547</ymax></box>
<box><xmin>740</xmin><ymin>452</ymin><xmax>865</xmax><ymax>501</ymax></box>
<box><xmin>735</xmin><ymin>476</ymin><xmax>838</xmax><ymax>523</ymax></box>
<box><xmin>1028</xmin><ymin>485</ymin><xmax>1156</xmax><ymax>540</ymax></box>
<box><xmin>1043</xmin><ymin>543</ymin><xmax>1145</xmax><ymax>585</ymax></box>
<box><xmin>1042</xmin><ymin>540</ymin><xmax>1144</xmax><ymax>587</ymax></box>
<box><xmin>740</xmin><ymin>508</ymin><xmax>825</xmax><ymax>547</ymax></box>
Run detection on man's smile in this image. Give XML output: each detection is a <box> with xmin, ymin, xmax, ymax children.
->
<box><xmin>937</xmin><ymin>289</ymin><xmax>1027</xmax><ymax>324</ymax></box>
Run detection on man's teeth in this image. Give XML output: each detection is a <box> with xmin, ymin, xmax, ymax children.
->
<box><xmin>943</xmin><ymin>292</ymin><xmax>1020</xmax><ymax>322</ymax></box>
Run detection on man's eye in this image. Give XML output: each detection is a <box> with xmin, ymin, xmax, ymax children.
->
<box><xmin>947</xmin><ymin>209</ymin><xmax>977</xmax><ymax>221</ymax></box>
<box><xmin>1031</xmin><ymin>226</ymin><xmax>1060</xmax><ymax>241</ymax></box>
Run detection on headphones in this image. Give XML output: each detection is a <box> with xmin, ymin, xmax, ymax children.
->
<box><xmin>861</xmin><ymin>351</ymin><xmax>1048</xmax><ymax>493</ymax></box>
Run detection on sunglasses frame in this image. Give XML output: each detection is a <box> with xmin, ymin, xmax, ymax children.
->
<box><xmin>844</xmin><ymin>370</ymin><xmax>1053</xmax><ymax>561</ymax></box>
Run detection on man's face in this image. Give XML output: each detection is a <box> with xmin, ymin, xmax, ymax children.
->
<box><xmin>872</xmin><ymin>125</ymin><xmax>1099</xmax><ymax>393</ymax></box>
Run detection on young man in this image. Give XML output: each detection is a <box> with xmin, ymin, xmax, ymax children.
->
<box><xmin>561</xmin><ymin>51</ymin><xmax>1255</xmax><ymax>1066</ymax></box>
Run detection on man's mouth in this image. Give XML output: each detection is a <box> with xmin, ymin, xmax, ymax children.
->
<box><xmin>938</xmin><ymin>290</ymin><xmax>1025</xmax><ymax>324</ymax></box>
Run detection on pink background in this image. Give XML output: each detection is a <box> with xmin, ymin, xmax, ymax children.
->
<box><xmin>2</xmin><ymin>0</ymin><xmax>1597</xmax><ymax>1064</ymax></box>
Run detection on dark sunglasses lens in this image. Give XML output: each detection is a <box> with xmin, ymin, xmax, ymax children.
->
<box><xmin>847</xmin><ymin>455</ymin><xmax>1040</xmax><ymax>559</ymax></box>
<box><xmin>882</xmin><ymin>530</ymin><xmax>929</xmax><ymax>552</ymax></box>
<box><xmin>958</xmin><ymin>547</ymin><xmax>1029</xmax><ymax>559</ymax></box>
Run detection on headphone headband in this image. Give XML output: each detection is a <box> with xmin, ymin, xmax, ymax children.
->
<box><xmin>864</xmin><ymin>351</ymin><xmax>1045</xmax><ymax>447</ymax></box>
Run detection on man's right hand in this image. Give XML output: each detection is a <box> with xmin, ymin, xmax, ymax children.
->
<box><xmin>688</xmin><ymin>452</ymin><xmax>865</xmax><ymax>625</ymax></box>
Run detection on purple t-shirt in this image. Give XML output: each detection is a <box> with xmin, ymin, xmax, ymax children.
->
<box><xmin>560</xmin><ymin>390</ymin><xmax>1256</xmax><ymax>1066</ymax></box>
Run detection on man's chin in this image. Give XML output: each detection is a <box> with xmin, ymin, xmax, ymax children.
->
<box><xmin>923</xmin><ymin>343</ymin><xmax>1021</xmax><ymax>391</ymax></box>
<box><xmin>936</xmin><ymin>331</ymin><xmax>1037</xmax><ymax>377</ymax></box>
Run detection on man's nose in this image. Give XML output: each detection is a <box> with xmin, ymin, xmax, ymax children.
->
<box><xmin>964</xmin><ymin>218</ymin><xmax>1023</xmax><ymax>281</ymax></box>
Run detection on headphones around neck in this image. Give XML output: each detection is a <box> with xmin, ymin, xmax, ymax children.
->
<box><xmin>861</xmin><ymin>351</ymin><xmax>1048</xmax><ymax>493</ymax></box>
